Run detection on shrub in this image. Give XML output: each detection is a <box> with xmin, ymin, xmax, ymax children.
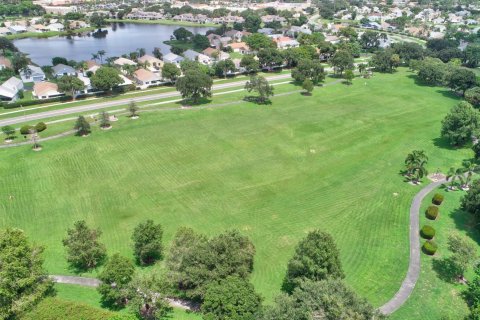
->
<box><xmin>20</xmin><ymin>125</ymin><xmax>33</xmax><ymax>135</ymax></box>
<box><xmin>420</xmin><ymin>225</ymin><xmax>436</xmax><ymax>239</ymax></box>
<box><xmin>425</xmin><ymin>205</ymin><xmax>439</xmax><ymax>220</ymax></box>
<box><xmin>35</xmin><ymin>122</ymin><xmax>47</xmax><ymax>132</ymax></box>
<box><xmin>432</xmin><ymin>193</ymin><xmax>444</xmax><ymax>205</ymax></box>
<box><xmin>423</xmin><ymin>240</ymin><xmax>438</xmax><ymax>255</ymax></box>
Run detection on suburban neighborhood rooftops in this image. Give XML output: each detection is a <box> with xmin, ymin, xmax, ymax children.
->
<box><xmin>114</xmin><ymin>57</ymin><xmax>137</xmax><ymax>66</ymax></box>
<box><xmin>33</xmin><ymin>81</ymin><xmax>60</xmax><ymax>97</ymax></box>
<box><xmin>134</xmin><ymin>68</ymin><xmax>160</xmax><ymax>82</ymax></box>
<box><xmin>52</xmin><ymin>63</ymin><xmax>76</xmax><ymax>75</ymax></box>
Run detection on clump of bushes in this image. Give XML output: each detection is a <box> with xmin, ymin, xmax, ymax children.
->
<box><xmin>420</xmin><ymin>225</ymin><xmax>436</xmax><ymax>240</ymax></box>
<box><xmin>432</xmin><ymin>193</ymin><xmax>444</xmax><ymax>205</ymax></box>
<box><xmin>423</xmin><ymin>240</ymin><xmax>438</xmax><ymax>255</ymax></box>
<box><xmin>35</xmin><ymin>122</ymin><xmax>47</xmax><ymax>132</ymax></box>
<box><xmin>20</xmin><ymin>125</ymin><xmax>33</xmax><ymax>136</ymax></box>
<box><xmin>425</xmin><ymin>205</ymin><xmax>439</xmax><ymax>220</ymax></box>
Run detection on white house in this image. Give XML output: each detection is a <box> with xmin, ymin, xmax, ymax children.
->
<box><xmin>33</xmin><ymin>82</ymin><xmax>64</xmax><ymax>100</ymax></box>
<box><xmin>134</xmin><ymin>68</ymin><xmax>161</xmax><ymax>87</ymax></box>
<box><xmin>0</xmin><ymin>77</ymin><xmax>23</xmax><ymax>102</ymax></box>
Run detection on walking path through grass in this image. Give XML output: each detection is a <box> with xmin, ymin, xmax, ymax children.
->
<box><xmin>49</xmin><ymin>173</ymin><xmax>447</xmax><ymax>316</ymax></box>
<box><xmin>379</xmin><ymin>178</ymin><xmax>447</xmax><ymax>315</ymax></box>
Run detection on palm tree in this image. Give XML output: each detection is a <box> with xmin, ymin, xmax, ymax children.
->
<box><xmin>446</xmin><ymin>167</ymin><xmax>464</xmax><ymax>190</ymax></box>
<box><xmin>137</xmin><ymin>48</ymin><xmax>146</xmax><ymax>57</ymax></box>
<box><xmin>411</xmin><ymin>159</ymin><xmax>428</xmax><ymax>184</ymax></box>
<box><xmin>122</xmin><ymin>64</ymin><xmax>136</xmax><ymax>78</ymax></box>
<box><xmin>405</xmin><ymin>150</ymin><xmax>428</xmax><ymax>176</ymax></box>
<box><xmin>463</xmin><ymin>161</ymin><xmax>479</xmax><ymax>188</ymax></box>
<box><xmin>91</xmin><ymin>53</ymin><xmax>99</xmax><ymax>62</ymax></box>
<box><xmin>97</xmin><ymin>50</ymin><xmax>106</xmax><ymax>64</ymax></box>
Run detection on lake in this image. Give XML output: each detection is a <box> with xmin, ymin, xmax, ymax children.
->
<box><xmin>13</xmin><ymin>23</ymin><xmax>213</xmax><ymax>66</ymax></box>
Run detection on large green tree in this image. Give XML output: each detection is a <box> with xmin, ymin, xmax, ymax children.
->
<box><xmin>441</xmin><ymin>101</ymin><xmax>480</xmax><ymax>146</ymax></box>
<box><xmin>446</xmin><ymin>67</ymin><xmax>477</xmax><ymax>95</ymax></box>
<box><xmin>173</xmin><ymin>27</ymin><xmax>193</xmax><ymax>41</ymax></box>
<box><xmin>132</xmin><ymin>220</ymin><xmax>163</xmax><ymax>265</ymax></box>
<box><xmin>245</xmin><ymin>33</ymin><xmax>275</xmax><ymax>51</ymax></box>
<box><xmin>291</xmin><ymin>59</ymin><xmax>325</xmax><ymax>84</ymax></box>
<box><xmin>58</xmin><ymin>75</ymin><xmax>85</xmax><ymax>100</ymax></box>
<box><xmin>91</xmin><ymin>67</ymin><xmax>122</xmax><ymax>92</ymax></box>
<box><xmin>329</xmin><ymin>50</ymin><xmax>354</xmax><ymax>75</ymax></box>
<box><xmin>263</xmin><ymin>279</ymin><xmax>380</xmax><ymax>320</ymax></box>
<box><xmin>166</xmin><ymin>228</ymin><xmax>255</xmax><ymax>300</ymax></box>
<box><xmin>62</xmin><ymin>220</ymin><xmax>107</xmax><ymax>271</ymax></box>
<box><xmin>465</xmin><ymin>87</ymin><xmax>480</xmax><ymax>107</ymax></box>
<box><xmin>283</xmin><ymin>230</ymin><xmax>344</xmax><ymax>293</ymax></box>
<box><xmin>128</xmin><ymin>272</ymin><xmax>172</xmax><ymax>320</ymax></box>
<box><xmin>464</xmin><ymin>43</ymin><xmax>480</xmax><ymax>68</ymax></box>
<box><xmin>213</xmin><ymin>59</ymin><xmax>236</xmax><ymax>78</ymax></box>
<box><xmin>244</xmin><ymin>75</ymin><xmax>274</xmax><ymax>104</ymax></box>
<box><xmin>73</xmin><ymin>115</ymin><xmax>91</xmax><ymax>136</ymax></box>
<box><xmin>0</xmin><ymin>228</ymin><xmax>53</xmax><ymax>319</ymax></box>
<box><xmin>161</xmin><ymin>62</ymin><xmax>181</xmax><ymax>83</ymax></box>
<box><xmin>240</xmin><ymin>54</ymin><xmax>260</xmax><ymax>73</ymax></box>
<box><xmin>175</xmin><ymin>69</ymin><xmax>213</xmax><ymax>104</ymax></box>
<box><xmin>98</xmin><ymin>254</ymin><xmax>135</xmax><ymax>308</ymax></box>
<box><xmin>201</xmin><ymin>276</ymin><xmax>262</xmax><ymax>320</ymax></box>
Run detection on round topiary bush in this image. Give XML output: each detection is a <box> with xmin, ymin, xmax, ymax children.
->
<box><xmin>425</xmin><ymin>205</ymin><xmax>439</xmax><ymax>220</ymax></box>
<box><xmin>423</xmin><ymin>240</ymin><xmax>438</xmax><ymax>255</ymax></box>
<box><xmin>20</xmin><ymin>125</ymin><xmax>33</xmax><ymax>136</ymax></box>
<box><xmin>35</xmin><ymin>122</ymin><xmax>47</xmax><ymax>132</ymax></box>
<box><xmin>420</xmin><ymin>225</ymin><xmax>436</xmax><ymax>239</ymax></box>
<box><xmin>432</xmin><ymin>193</ymin><xmax>444</xmax><ymax>205</ymax></box>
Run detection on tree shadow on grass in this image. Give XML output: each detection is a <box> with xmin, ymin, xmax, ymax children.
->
<box><xmin>432</xmin><ymin>137</ymin><xmax>458</xmax><ymax>151</ymax></box>
<box><xmin>435</xmin><ymin>89</ymin><xmax>462</xmax><ymax>101</ymax></box>
<box><xmin>432</xmin><ymin>257</ymin><xmax>459</xmax><ymax>283</ymax></box>
<box><xmin>243</xmin><ymin>96</ymin><xmax>272</xmax><ymax>105</ymax></box>
<box><xmin>451</xmin><ymin>207</ymin><xmax>480</xmax><ymax>245</ymax></box>
<box><xmin>174</xmin><ymin>97</ymin><xmax>212</xmax><ymax>107</ymax></box>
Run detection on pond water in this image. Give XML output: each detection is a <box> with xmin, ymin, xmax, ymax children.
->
<box><xmin>13</xmin><ymin>22</ymin><xmax>212</xmax><ymax>66</ymax></box>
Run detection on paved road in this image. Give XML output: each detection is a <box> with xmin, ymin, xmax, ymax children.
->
<box><xmin>379</xmin><ymin>178</ymin><xmax>446</xmax><ymax>315</ymax></box>
<box><xmin>0</xmin><ymin>74</ymin><xmax>292</xmax><ymax>127</ymax></box>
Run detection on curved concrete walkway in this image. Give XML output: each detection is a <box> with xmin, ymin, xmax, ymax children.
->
<box><xmin>50</xmin><ymin>178</ymin><xmax>446</xmax><ymax>315</ymax></box>
<box><xmin>379</xmin><ymin>178</ymin><xmax>446</xmax><ymax>315</ymax></box>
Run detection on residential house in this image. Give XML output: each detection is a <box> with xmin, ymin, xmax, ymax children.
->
<box><xmin>8</xmin><ymin>25</ymin><xmax>27</xmax><ymax>34</ymax></box>
<box><xmin>258</xmin><ymin>28</ymin><xmax>275</xmax><ymax>35</ymax></box>
<box><xmin>224</xmin><ymin>30</ymin><xmax>244</xmax><ymax>42</ymax></box>
<box><xmin>261</xmin><ymin>15</ymin><xmax>286</xmax><ymax>24</ymax></box>
<box><xmin>47</xmin><ymin>23</ymin><xmax>65</xmax><ymax>32</ymax></box>
<box><xmin>232</xmin><ymin>58</ymin><xmax>245</xmax><ymax>74</ymax></box>
<box><xmin>30</xmin><ymin>24</ymin><xmax>49</xmax><ymax>32</ymax></box>
<box><xmin>0</xmin><ymin>27</ymin><xmax>12</xmax><ymax>36</ymax></box>
<box><xmin>0</xmin><ymin>77</ymin><xmax>23</xmax><ymax>102</ymax></box>
<box><xmin>77</xmin><ymin>74</ymin><xmax>93</xmax><ymax>93</ymax></box>
<box><xmin>0</xmin><ymin>57</ymin><xmax>12</xmax><ymax>70</ymax></box>
<box><xmin>202</xmin><ymin>48</ymin><xmax>230</xmax><ymax>61</ymax></box>
<box><xmin>183</xmin><ymin>49</ymin><xmax>211</xmax><ymax>65</ymax></box>
<box><xmin>163</xmin><ymin>52</ymin><xmax>184</xmax><ymax>65</ymax></box>
<box><xmin>52</xmin><ymin>64</ymin><xmax>76</xmax><ymax>78</ymax></box>
<box><xmin>69</xmin><ymin>20</ymin><xmax>89</xmax><ymax>29</ymax></box>
<box><xmin>138</xmin><ymin>55</ymin><xmax>164</xmax><ymax>73</ymax></box>
<box><xmin>287</xmin><ymin>25</ymin><xmax>312</xmax><ymax>37</ymax></box>
<box><xmin>20</xmin><ymin>65</ymin><xmax>46</xmax><ymax>83</ymax></box>
<box><xmin>33</xmin><ymin>82</ymin><xmax>64</xmax><ymax>100</ymax></box>
<box><xmin>227</xmin><ymin>42</ymin><xmax>251</xmax><ymax>54</ymax></box>
<box><xmin>134</xmin><ymin>68</ymin><xmax>161</xmax><ymax>87</ymax></box>
<box><xmin>114</xmin><ymin>57</ymin><xmax>137</xmax><ymax>67</ymax></box>
<box><xmin>83</xmin><ymin>60</ymin><xmax>100</xmax><ymax>75</ymax></box>
<box><xmin>272</xmin><ymin>36</ymin><xmax>299</xmax><ymax>49</ymax></box>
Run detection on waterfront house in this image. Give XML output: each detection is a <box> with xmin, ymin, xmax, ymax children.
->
<box><xmin>226</xmin><ymin>42</ymin><xmax>251</xmax><ymax>54</ymax></box>
<box><xmin>202</xmin><ymin>48</ymin><xmax>230</xmax><ymax>61</ymax></box>
<box><xmin>47</xmin><ymin>23</ymin><xmax>65</xmax><ymax>32</ymax></box>
<box><xmin>33</xmin><ymin>82</ymin><xmax>63</xmax><ymax>100</ymax></box>
<box><xmin>138</xmin><ymin>55</ymin><xmax>164</xmax><ymax>73</ymax></box>
<box><xmin>163</xmin><ymin>53</ymin><xmax>184</xmax><ymax>65</ymax></box>
<box><xmin>52</xmin><ymin>64</ymin><xmax>76</xmax><ymax>78</ymax></box>
<box><xmin>20</xmin><ymin>65</ymin><xmax>46</xmax><ymax>83</ymax></box>
<box><xmin>134</xmin><ymin>69</ymin><xmax>161</xmax><ymax>87</ymax></box>
<box><xmin>183</xmin><ymin>50</ymin><xmax>211</xmax><ymax>65</ymax></box>
<box><xmin>0</xmin><ymin>77</ymin><xmax>23</xmax><ymax>102</ymax></box>
<box><xmin>8</xmin><ymin>25</ymin><xmax>27</xmax><ymax>34</ymax></box>
<box><xmin>114</xmin><ymin>57</ymin><xmax>137</xmax><ymax>67</ymax></box>
<box><xmin>0</xmin><ymin>27</ymin><xmax>12</xmax><ymax>36</ymax></box>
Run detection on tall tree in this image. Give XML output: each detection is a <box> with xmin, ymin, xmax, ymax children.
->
<box><xmin>98</xmin><ymin>254</ymin><xmax>135</xmax><ymax>308</ymax></box>
<box><xmin>244</xmin><ymin>75</ymin><xmax>274</xmax><ymax>104</ymax></box>
<box><xmin>283</xmin><ymin>230</ymin><xmax>344</xmax><ymax>293</ymax></box>
<box><xmin>128</xmin><ymin>101</ymin><xmax>139</xmax><ymax>118</ymax></box>
<box><xmin>446</xmin><ymin>234</ymin><xmax>477</xmax><ymax>280</ymax></box>
<box><xmin>58</xmin><ymin>75</ymin><xmax>85</xmax><ymax>100</ymax></box>
<box><xmin>132</xmin><ymin>220</ymin><xmax>163</xmax><ymax>265</ymax></box>
<box><xmin>91</xmin><ymin>67</ymin><xmax>122</xmax><ymax>92</ymax></box>
<box><xmin>128</xmin><ymin>272</ymin><xmax>172</xmax><ymax>320</ymax></box>
<box><xmin>99</xmin><ymin>110</ymin><xmax>111</xmax><ymax>129</ymax></box>
<box><xmin>73</xmin><ymin>115</ymin><xmax>91</xmax><ymax>136</ymax></box>
<box><xmin>240</xmin><ymin>54</ymin><xmax>260</xmax><ymax>74</ymax></box>
<box><xmin>173</xmin><ymin>27</ymin><xmax>193</xmax><ymax>41</ymax></box>
<box><xmin>0</xmin><ymin>228</ymin><xmax>53</xmax><ymax>319</ymax></box>
<box><xmin>441</xmin><ymin>101</ymin><xmax>480</xmax><ymax>146</ymax></box>
<box><xmin>161</xmin><ymin>63</ymin><xmax>181</xmax><ymax>83</ymax></box>
<box><xmin>175</xmin><ymin>69</ymin><xmax>213</xmax><ymax>104</ymax></box>
<box><xmin>446</xmin><ymin>67</ymin><xmax>477</xmax><ymax>95</ymax></box>
<box><xmin>202</xmin><ymin>276</ymin><xmax>262</xmax><ymax>320</ymax></box>
<box><xmin>329</xmin><ymin>50</ymin><xmax>354</xmax><ymax>75</ymax></box>
<box><xmin>213</xmin><ymin>59</ymin><xmax>236</xmax><ymax>78</ymax></box>
<box><xmin>291</xmin><ymin>59</ymin><xmax>325</xmax><ymax>84</ymax></box>
<box><xmin>62</xmin><ymin>220</ymin><xmax>107</xmax><ymax>270</ymax></box>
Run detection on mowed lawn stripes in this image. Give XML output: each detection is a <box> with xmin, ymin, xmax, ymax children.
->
<box><xmin>0</xmin><ymin>69</ymin><xmax>471</xmax><ymax>315</ymax></box>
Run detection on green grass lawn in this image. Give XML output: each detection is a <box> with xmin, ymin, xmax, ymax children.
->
<box><xmin>390</xmin><ymin>188</ymin><xmax>480</xmax><ymax>320</ymax></box>
<box><xmin>0</xmin><ymin>69</ymin><xmax>473</xmax><ymax>318</ymax></box>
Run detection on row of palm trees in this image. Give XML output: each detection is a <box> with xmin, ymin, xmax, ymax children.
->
<box><xmin>404</xmin><ymin>150</ymin><xmax>479</xmax><ymax>189</ymax></box>
<box><xmin>446</xmin><ymin>161</ymin><xmax>479</xmax><ymax>190</ymax></box>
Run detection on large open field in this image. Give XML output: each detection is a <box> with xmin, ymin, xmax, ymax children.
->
<box><xmin>0</xmin><ymin>69</ymin><xmax>473</xmax><ymax>318</ymax></box>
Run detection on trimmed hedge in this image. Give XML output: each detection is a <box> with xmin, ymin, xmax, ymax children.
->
<box><xmin>432</xmin><ymin>193</ymin><xmax>444</xmax><ymax>205</ymax></box>
<box><xmin>425</xmin><ymin>205</ymin><xmax>439</xmax><ymax>220</ymax></box>
<box><xmin>35</xmin><ymin>122</ymin><xmax>47</xmax><ymax>132</ymax></box>
<box><xmin>20</xmin><ymin>125</ymin><xmax>33</xmax><ymax>135</ymax></box>
<box><xmin>23</xmin><ymin>297</ymin><xmax>114</xmax><ymax>320</ymax></box>
<box><xmin>423</xmin><ymin>240</ymin><xmax>438</xmax><ymax>255</ymax></box>
<box><xmin>420</xmin><ymin>225</ymin><xmax>436</xmax><ymax>240</ymax></box>
<box><xmin>1</xmin><ymin>95</ymin><xmax>73</xmax><ymax>109</ymax></box>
